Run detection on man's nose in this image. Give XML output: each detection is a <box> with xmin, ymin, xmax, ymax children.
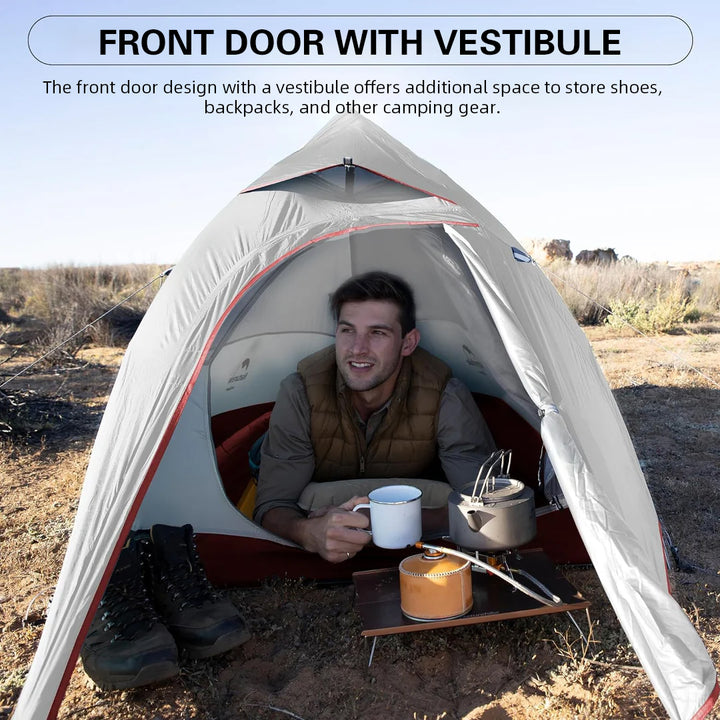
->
<box><xmin>352</xmin><ymin>332</ymin><xmax>370</xmax><ymax>353</ymax></box>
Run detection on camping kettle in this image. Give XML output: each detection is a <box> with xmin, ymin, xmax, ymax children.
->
<box><xmin>448</xmin><ymin>450</ymin><xmax>536</xmax><ymax>552</ymax></box>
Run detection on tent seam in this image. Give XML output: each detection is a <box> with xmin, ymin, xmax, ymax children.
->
<box><xmin>242</xmin><ymin>163</ymin><xmax>459</xmax><ymax>204</ymax></box>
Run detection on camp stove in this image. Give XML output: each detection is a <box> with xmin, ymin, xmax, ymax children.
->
<box><xmin>458</xmin><ymin>547</ymin><xmax>514</xmax><ymax>574</ymax></box>
<box><xmin>454</xmin><ymin>547</ymin><xmax>560</xmax><ymax>601</ymax></box>
<box><xmin>413</xmin><ymin>542</ymin><xmax>563</xmax><ymax>608</ymax></box>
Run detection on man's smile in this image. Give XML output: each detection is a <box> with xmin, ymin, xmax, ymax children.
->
<box><xmin>349</xmin><ymin>359</ymin><xmax>374</xmax><ymax>369</ymax></box>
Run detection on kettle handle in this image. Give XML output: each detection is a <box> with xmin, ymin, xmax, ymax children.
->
<box><xmin>471</xmin><ymin>449</ymin><xmax>506</xmax><ymax>502</ymax></box>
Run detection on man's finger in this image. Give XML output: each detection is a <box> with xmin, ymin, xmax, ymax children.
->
<box><xmin>338</xmin><ymin>495</ymin><xmax>370</xmax><ymax>511</ymax></box>
<box><xmin>327</xmin><ymin>508</ymin><xmax>370</xmax><ymax>531</ymax></box>
<box><xmin>327</xmin><ymin>524</ymin><xmax>373</xmax><ymax>550</ymax></box>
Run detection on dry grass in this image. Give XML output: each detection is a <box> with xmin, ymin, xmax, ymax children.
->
<box><xmin>541</xmin><ymin>260</ymin><xmax>720</xmax><ymax>328</ymax></box>
<box><xmin>0</xmin><ymin>264</ymin><xmax>168</xmax><ymax>363</ymax></box>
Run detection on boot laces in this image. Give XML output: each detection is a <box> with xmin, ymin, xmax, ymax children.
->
<box><xmin>161</xmin><ymin>540</ymin><xmax>222</xmax><ymax>610</ymax></box>
<box><xmin>98</xmin><ymin>561</ymin><xmax>158</xmax><ymax>642</ymax></box>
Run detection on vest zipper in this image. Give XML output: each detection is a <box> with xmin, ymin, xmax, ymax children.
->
<box><xmin>346</xmin><ymin>395</ymin><xmax>368</xmax><ymax>477</ymax></box>
<box><xmin>351</xmin><ymin>418</ymin><xmax>367</xmax><ymax>476</ymax></box>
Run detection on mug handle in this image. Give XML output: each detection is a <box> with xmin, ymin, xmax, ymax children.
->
<box><xmin>351</xmin><ymin>503</ymin><xmax>372</xmax><ymax>535</ymax></box>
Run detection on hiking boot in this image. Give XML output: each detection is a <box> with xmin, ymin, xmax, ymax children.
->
<box><xmin>80</xmin><ymin>532</ymin><xmax>179</xmax><ymax>690</ymax></box>
<box><xmin>148</xmin><ymin>524</ymin><xmax>251</xmax><ymax>659</ymax></box>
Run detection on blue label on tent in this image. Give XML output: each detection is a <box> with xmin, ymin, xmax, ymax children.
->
<box><xmin>512</xmin><ymin>247</ymin><xmax>532</xmax><ymax>263</ymax></box>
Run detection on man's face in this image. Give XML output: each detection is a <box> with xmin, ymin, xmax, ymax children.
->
<box><xmin>335</xmin><ymin>300</ymin><xmax>416</xmax><ymax>396</ymax></box>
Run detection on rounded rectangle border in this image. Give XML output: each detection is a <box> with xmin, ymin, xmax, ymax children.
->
<box><xmin>28</xmin><ymin>15</ymin><xmax>692</xmax><ymax>66</ymax></box>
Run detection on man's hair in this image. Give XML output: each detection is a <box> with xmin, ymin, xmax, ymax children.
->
<box><xmin>330</xmin><ymin>271</ymin><xmax>416</xmax><ymax>336</ymax></box>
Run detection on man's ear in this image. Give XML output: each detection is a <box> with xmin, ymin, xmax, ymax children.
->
<box><xmin>400</xmin><ymin>328</ymin><xmax>420</xmax><ymax>356</ymax></box>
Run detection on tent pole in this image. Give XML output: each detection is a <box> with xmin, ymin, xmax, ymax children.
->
<box><xmin>343</xmin><ymin>156</ymin><xmax>355</xmax><ymax>196</ymax></box>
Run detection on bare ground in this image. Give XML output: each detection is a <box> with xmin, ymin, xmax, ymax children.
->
<box><xmin>1</xmin><ymin>326</ymin><xmax>719</xmax><ymax>720</ymax></box>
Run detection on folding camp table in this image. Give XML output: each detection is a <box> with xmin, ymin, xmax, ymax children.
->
<box><xmin>353</xmin><ymin>549</ymin><xmax>589</xmax><ymax>663</ymax></box>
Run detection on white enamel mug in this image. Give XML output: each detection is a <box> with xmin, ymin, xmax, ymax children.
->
<box><xmin>352</xmin><ymin>484</ymin><xmax>422</xmax><ymax>549</ymax></box>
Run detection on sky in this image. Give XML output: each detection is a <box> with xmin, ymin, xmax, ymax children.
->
<box><xmin>1</xmin><ymin>1</ymin><xmax>719</xmax><ymax>268</ymax></box>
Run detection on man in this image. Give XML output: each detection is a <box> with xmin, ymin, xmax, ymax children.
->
<box><xmin>254</xmin><ymin>271</ymin><xmax>496</xmax><ymax>563</ymax></box>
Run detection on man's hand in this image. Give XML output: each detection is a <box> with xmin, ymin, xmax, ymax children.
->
<box><xmin>262</xmin><ymin>496</ymin><xmax>372</xmax><ymax>563</ymax></box>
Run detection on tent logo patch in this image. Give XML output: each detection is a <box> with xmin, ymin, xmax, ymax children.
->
<box><xmin>228</xmin><ymin>357</ymin><xmax>251</xmax><ymax>384</ymax></box>
<box><xmin>512</xmin><ymin>247</ymin><xmax>532</xmax><ymax>263</ymax></box>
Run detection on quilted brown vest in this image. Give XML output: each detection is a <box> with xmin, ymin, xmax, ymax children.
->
<box><xmin>297</xmin><ymin>346</ymin><xmax>452</xmax><ymax>482</ymax></box>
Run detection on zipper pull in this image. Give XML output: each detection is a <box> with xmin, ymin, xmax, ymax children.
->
<box><xmin>360</xmin><ymin>455</ymin><xmax>365</xmax><ymax>475</ymax></box>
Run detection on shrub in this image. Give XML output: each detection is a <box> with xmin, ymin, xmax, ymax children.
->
<box><xmin>606</xmin><ymin>282</ymin><xmax>698</xmax><ymax>334</ymax></box>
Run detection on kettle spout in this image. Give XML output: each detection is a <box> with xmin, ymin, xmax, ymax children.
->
<box><xmin>466</xmin><ymin>509</ymin><xmax>482</xmax><ymax>532</ymax></box>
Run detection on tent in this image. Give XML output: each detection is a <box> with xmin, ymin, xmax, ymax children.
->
<box><xmin>14</xmin><ymin>114</ymin><xmax>717</xmax><ymax>720</ymax></box>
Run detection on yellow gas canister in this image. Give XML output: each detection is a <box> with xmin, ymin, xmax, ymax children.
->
<box><xmin>399</xmin><ymin>548</ymin><xmax>473</xmax><ymax>621</ymax></box>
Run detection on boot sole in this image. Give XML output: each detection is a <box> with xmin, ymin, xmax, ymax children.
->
<box><xmin>88</xmin><ymin>659</ymin><xmax>180</xmax><ymax>691</ymax></box>
<box><xmin>180</xmin><ymin>625</ymin><xmax>252</xmax><ymax>660</ymax></box>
